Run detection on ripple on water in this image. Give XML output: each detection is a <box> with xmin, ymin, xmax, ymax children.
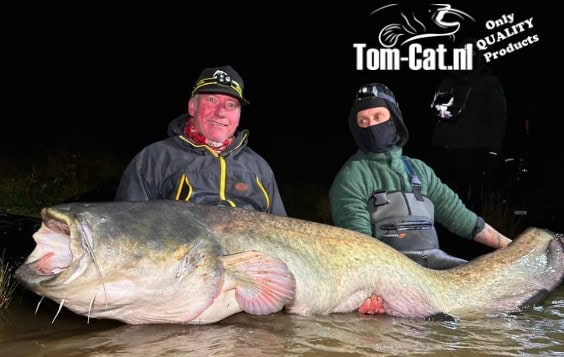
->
<box><xmin>1</xmin><ymin>287</ymin><xmax>563</xmax><ymax>356</ymax></box>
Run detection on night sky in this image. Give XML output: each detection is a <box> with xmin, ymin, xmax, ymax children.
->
<box><xmin>2</xmin><ymin>1</ymin><xmax>560</xmax><ymax>231</ymax></box>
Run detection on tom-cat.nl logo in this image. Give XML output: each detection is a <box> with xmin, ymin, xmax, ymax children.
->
<box><xmin>354</xmin><ymin>4</ymin><xmax>540</xmax><ymax>71</ymax></box>
<box><xmin>354</xmin><ymin>4</ymin><xmax>475</xmax><ymax>71</ymax></box>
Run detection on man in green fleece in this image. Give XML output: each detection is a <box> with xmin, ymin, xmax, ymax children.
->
<box><xmin>330</xmin><ymin>83</ymin><xmax>512</xmax><ymax>272</ymax></box>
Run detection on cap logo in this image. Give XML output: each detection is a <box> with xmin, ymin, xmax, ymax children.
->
<box><xmin>192</xmin><ymin>70</ymin><xmax>243</xmax><ymax>97</ymax></box>
<box><xmin>212</xmin><ymin>70</ymin><xmax>242</xmax><ymax>89</ymax></box>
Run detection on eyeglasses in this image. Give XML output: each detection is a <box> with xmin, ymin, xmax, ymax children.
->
<box><xmin>192</xmin><ymin>72</ymin><xmax>243</xmax><ymax>97</ymax></box>
<box><xmin>356</xmin><ymin>84</ymin><xmax>397</xmax><ymax>104</ymax></box>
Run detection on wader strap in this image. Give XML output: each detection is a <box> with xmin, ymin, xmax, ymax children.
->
<box><xmin>401</xmin><ymin>156</ymin><xmax>424</xmax><ymax>202</ymax></box>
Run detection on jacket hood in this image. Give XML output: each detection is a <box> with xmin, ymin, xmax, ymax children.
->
<box><xmin>167</xmin><ymin>114</ymin><xmax>189</xmax><ymax>137</ymax></box>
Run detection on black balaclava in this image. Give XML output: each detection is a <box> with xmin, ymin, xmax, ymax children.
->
<box><xmin>349</xmin><ymin>83</ymin><xmax>409</xmax><ymax>153</ymax></box>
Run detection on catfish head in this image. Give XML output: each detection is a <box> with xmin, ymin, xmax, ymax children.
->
<box><xmin>15</xmin><ymin>202</ymin><xmax>228</xmax><ymax>324</ymax></box>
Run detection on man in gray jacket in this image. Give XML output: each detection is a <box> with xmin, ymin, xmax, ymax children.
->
<box><xmin>115</xmin><ymin>65</ymin><xmax>286</xmax><ymax>216</ymax></box>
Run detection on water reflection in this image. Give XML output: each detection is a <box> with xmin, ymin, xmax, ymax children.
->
<box><xmin>1</xmin><ymin>287</ymin><xmax>562</xmax><ymax>356</ymax></box>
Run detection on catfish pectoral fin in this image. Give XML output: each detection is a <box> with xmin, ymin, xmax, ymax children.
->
<box><xmin>223</xmin><ymin>251</ymin><xmax>296</xmax><ymax>315</ymax></box>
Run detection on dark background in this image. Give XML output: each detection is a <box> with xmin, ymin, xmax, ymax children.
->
<box><xmin>1</xmin><ymin>1</ymin><xmax>560</xmax><ymax>232</ymax></box>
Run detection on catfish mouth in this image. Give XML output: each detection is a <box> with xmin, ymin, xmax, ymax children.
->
<box><xmin>17</xmin><ymin>216</ymin><xmax>76</xmax><ymax>285</ymax></box>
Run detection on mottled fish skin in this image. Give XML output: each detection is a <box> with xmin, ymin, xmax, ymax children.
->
<box><xmin>15</xmin><ymin>201</ymin><xmax>564</xmax><ymax>324</ymax></box>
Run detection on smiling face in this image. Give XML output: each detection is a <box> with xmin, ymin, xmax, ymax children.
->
<box><xmin>188</xmin><ymin>94</ymin><xmax>241</xmax><ymax>142</ymax></box>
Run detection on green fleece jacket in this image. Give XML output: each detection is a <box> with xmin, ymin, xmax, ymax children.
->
<box><xmin>329</xmin><ymin>147</ymin><xmax>483</xmax><ymax>239</ymax></box>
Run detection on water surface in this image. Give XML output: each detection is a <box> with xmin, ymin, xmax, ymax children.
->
<box><xmin>2</xmin><ymin>287</ymin><xmax>562</xmax><ymax>356</ymax></box>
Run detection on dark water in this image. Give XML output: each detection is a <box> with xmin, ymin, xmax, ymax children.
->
<box><xmin>1</xmin><ymin>286</ymin><xmax>563</xmax><ymax>356</ymax></box>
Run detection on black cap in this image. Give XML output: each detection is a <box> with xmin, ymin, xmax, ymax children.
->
<box><xmin>191</xmin><ymin>65</ymin><xmax>250</xmax><ymax>105</ymax></box>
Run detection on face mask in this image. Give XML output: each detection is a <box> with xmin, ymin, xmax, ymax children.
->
<box><xmin>357</xmin><ymin>120</ymin><xmax>397</xmax><ymax>153</ymax></box>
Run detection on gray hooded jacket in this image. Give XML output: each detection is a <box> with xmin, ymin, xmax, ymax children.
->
<box><xmin>115</xmin><ymin>114</ymin><xmax>287</xmax><ymax>216</ymax></box>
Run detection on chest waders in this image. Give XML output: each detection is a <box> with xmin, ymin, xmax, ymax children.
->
<box><xmin>367</xmin><ymin>156</ymin><xmax>468</xmax><ymax>269</ymax></box>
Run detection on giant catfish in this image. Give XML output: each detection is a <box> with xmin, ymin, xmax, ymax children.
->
<box><xmin>15</xmin><ymin>200</ymin><xmax>564</xmax><ymax>324</ymax></box>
